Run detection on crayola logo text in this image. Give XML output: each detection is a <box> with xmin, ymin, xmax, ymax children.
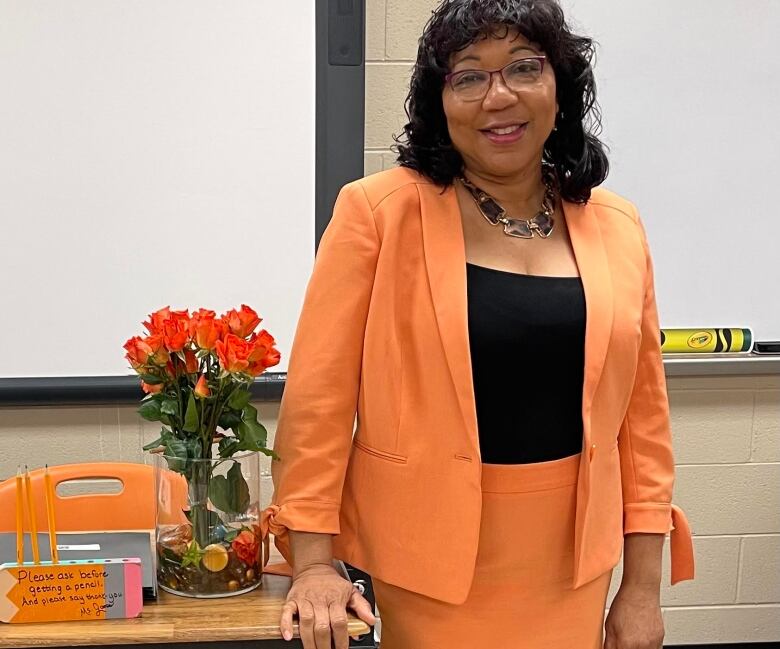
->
<box><xmin>687</xmin><ymin>331</ymin><xmax>712</xmax><ymax>349</ymax></box>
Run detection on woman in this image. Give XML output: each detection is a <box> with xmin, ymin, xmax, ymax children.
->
<box><xmin>261</xmin><ymin>1</ymin><xmax>695</xmax><ymax>648</ymax></box>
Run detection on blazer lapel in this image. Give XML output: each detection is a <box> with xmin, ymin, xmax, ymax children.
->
<box><xmin>419</xmin><ymin>183</ymin><xmax>480</xmax><ymax>449</ymax></box>
<box><xmin>564</xmin><ymin>198</ymin><xmax>614</xmax><ymax>448</ymax></box>
<box><xmin>419</xmin><ymin>183</ymin><xmax>614</xmax><ymax>453</ymax></box>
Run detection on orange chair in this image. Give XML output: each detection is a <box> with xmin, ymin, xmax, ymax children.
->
<box><xmin>0</xmin><ymin>462</ymin><xmax>185</xmax><ymax>533</ymax></box>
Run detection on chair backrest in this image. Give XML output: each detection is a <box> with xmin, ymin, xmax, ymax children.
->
<box><xmin>0</xmin><ymin>462</ymin><xmax>184</xmax><ymax>532</ymax></box>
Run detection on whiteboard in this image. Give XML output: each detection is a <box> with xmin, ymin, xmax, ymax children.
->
<box><xmin>562</xmin><ymin>0</ymin><xmax>779</xmax><ymax>342</ymax></box>
<box><xmin>0</xmin><ymin>1</ymin><xmax>316</xmax><ymax>378</ymax></box>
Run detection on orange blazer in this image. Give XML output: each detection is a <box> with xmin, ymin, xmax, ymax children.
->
<box><xmin>261</xmin><ymin>166</ymin><xmax>695</xmax><ymax>605</ymax></box>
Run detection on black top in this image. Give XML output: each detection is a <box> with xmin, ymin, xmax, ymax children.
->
<box><xmin>466</xmin><ymin>262</ymin><xmax>586</xmax><ymax>464</ymax></box>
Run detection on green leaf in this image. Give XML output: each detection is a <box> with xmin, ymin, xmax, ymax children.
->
<box><xmin>138</xmin><ymin>399</ymin><xmax>162</xmax><ymax>422</ymax></box>
<box><xmin>164</xmin><ymin>437</ymin><xmax>188</xmax><ymax>455</ymax></box>
<box><xmin>142</xmin><ymin>437</ymin><xmax>164</xmax><ymax>451</ymax></box>
<box><xmin>163</xmin><ymin>438</ymin><xmax>190</xmax><ymax>473</ymax></box>
<box><xmin>208</xmin><ymin>461</ymin><xmax>250</xmax><ymax>514</ymax></box>
<box><xmin>256</xmin><ymin>447</ymin><xmax>279</xmax><ymax>460</ymax></box>
<box><xmin>160</xmin><ymin>399</ymin><xmax>178</xmax><ymax>417</ymax></box>
<box><xmin>139</xmin><ymin>373</ymin><xmax>165</xmax><ymax>385</ymax></box>
<box><xmin>183</xmin><ymin>392</ymin><xmax>199</xmax><ymax>433</ymax></box>
<box><xmin>223</xmin><ymin>528</ymin><xmax>239</xmax><ymax>543</ymax></box>
<box><xmin>189</xmin><ymin>438</ymin><xmax>205</xmax><ymax>460</ymax></box>
<box><xmin>218</xmin><ymin>409</ymin><xmax>243</xmax><ymax>432</ymax></box>
<box><xmin>180</xmin><ymin>540</ymin><xmax>202</xmax><ymax>568</ymax></box>
<box><xmin>228</xmin><ymin>388</ymin><xmax>252</xmax><ymax>411</ymax></box>
<box><xmin>235</xmin><ymin>404</ymin><xmax>268</xmax><ymax>451</ymax></box>
<box><xmin>142</xmin><ymin>426</ymin><xmax>173</xmax><ymax>451</ymax></box>
<box><xmin>208</xmin><ymin>475</ymin><xmax>230</xmax><ymax>512</ymax></box>
<box><xmin>243</xmin><ymin>403</ymin><xmax>259</xmax><ymax>421</ymax></box>
<box><xmin>218</xmin><ymin>436</ymin><xmax>240</xmax><ymax>459</ymax></box>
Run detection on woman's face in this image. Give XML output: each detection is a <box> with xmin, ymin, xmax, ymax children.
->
<box><xmin>442</xmin><ymin>28</ymin><xmax>558</xmax><ymax>180</ymax></box>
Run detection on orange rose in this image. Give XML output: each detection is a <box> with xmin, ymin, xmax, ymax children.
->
<box><xmin>192</xmin><ymin>308</ymin><xmax>216</xmax><ymax>320</ymax></box>
<box><xmin>141</xmin><ymin>381</ymin><xmax>163</xmax><ymax>394</ymax></box>
<box><xmin>231</xmin><ymin>530</ymin><xmax>259</xmax><ymax>566</ymax></box>
<box><xmin>144</xmin><ymin>334</ymin><xmax>169</xmax><ymax>365</ymax></box>
<box><xmin>143</xmin><ymin>306</ymin><xmax>172</xmax><ymax>336</ymax></box>
<box><xmin>124</xmin><ymin>336</ymin><xmax>153</xmax><ymax>369</ymax></box>
<box><xmin>215</xmin><ymin>334</ymin><xmax>251</xmax><ymax>374</ymax></box>
<box><xmin>194</xmin><ymin>374</ymin><xmax>210</xmax><ymax>399</ymax></box>
<box><xmin>221</xmin><ymin>305</ymin><xmax>261</xmax><ymax>339</ymax></box>
<box><xmin>246</xmin><ymin>330</ymin><xmax>281</xmax><ymax>376</ymax></box>
<box><xmin>261</xmin><ymin>347</ymin><xmax>281</xmax><ymax>370</ymax></box>
<box><xmin>246</xmin><ymin>330</ymin><xmax>273</xmax><ymax>361</ymax></box>
<box><xmin>162</xmin><ymin>312</ymin><xmax>190</xmax><ymax>352</ymax></box>
<box><xmin>184</xmin><ymin>348</ymin><xmax>199</xmax><ymax>374</ymax></box>
<box><xmin>168</xmin><ymin>309</ymin><xmax>190</xmax><ymax>324</ymax></box>
<box><xmin>190</xmin><ymin>309</ymin><xmax>223</xmax><ymax>351</ymax></box>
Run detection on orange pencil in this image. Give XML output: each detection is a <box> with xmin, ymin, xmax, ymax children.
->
<box><xmin>15</xmin><ymin>466</ymin><xmax>24</xmax><ymax>566</ymax></box>
<box><xmin>43</xmin><ymin>465</ymin><xmax>59</xmax><ymax>564</ymax></box>
<box><xmin>24</xmin><ymin>466</ymin><xmax>41</xmax><ymax>564</ymax></box>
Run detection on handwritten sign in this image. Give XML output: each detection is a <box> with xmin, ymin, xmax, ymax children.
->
<box><xmin>0</xmin><ymin>559</ymin><xmax>142</xmax><ymax>623</ymax></box>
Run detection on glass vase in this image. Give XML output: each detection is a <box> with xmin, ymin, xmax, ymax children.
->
<box><xmin>153</xmin><ymin>451</ymin><xmax>263</xmax><ymax>598</ymax></box>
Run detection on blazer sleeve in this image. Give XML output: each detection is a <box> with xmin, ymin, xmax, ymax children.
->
<box><xmin>259</xmin><ymin>180</ymin><xmax>380</xmax><ymax>567</ymax></box>
<box><xmin>617</xmin><ymin>207</ymin><xmax>695</xmax><ymax>584</ymax></box>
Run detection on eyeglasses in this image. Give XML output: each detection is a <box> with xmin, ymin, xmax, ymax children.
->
<box><xmin>444</xmin><ymin>56</ymin><xmax>547</xmax><ymax>101</ymax></box>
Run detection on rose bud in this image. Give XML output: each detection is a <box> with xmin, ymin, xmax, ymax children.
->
<box><xmin>194</xmin><ymin>374</ymin><xmax>211</xmax><ymax>399</ymax></box>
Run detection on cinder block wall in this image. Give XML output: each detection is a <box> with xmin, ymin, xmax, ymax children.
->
<box><xmin>1</xmin><ymin>2</ymin><xmax>778</xmax><ymax>645</ymax></box>
<box><xmin>2</xmin><ymin>380</ymin><xmax>778</xmax><ymax>645</ymax></box>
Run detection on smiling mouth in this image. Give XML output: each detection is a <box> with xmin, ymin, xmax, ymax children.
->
<box><xmin>479</xmin><ymin>122</ymin><xmax>529</xmax><ymax>144</ymax></box>
<box><xmin>480</xmin><ymin>122</ymin><xmax>528</xmax><ymax>135</ymax></box>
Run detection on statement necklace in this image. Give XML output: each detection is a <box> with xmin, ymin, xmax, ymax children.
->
<box><xmin>458</xmin><ymin>164</ymin><xmax>557</xmax><ymax>239</ymax></box>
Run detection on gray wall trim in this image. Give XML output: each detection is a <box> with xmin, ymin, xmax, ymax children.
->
<box><xmin>4</xmin><ymin>355</ymin><xmax>778</xmax><ymax>407</ymax></box>
<box><xmin>0</xmin><ymin>374</ymin><xmax>286</xmax><ymax>407</ymax></box>
<box><xmin>663</xmin><ymin>354</ymin><xmax>780</xmax><ymax>377</ymax></box>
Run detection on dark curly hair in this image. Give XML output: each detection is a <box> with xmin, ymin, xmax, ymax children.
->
<box><xmin>393</xmin><ymin>0</ymin><xmax>609</xmax><ymax>204</ymax></box>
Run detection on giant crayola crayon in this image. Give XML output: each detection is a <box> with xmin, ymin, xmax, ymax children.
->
<box><xmin>660</xmin><ymin>328</ymin><xmax>753</xmax><ymax>353</ymax></box>
<box><xmin>0</xmin><ymin>558</ymin><xmax>142</xmax><ymax>623</ymax></box>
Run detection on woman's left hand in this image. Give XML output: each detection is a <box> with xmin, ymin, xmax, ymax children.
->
<box><xmin>603</xmin><ymin>583</ymin><xmax>665</xmax><ymax>649</ymax></box>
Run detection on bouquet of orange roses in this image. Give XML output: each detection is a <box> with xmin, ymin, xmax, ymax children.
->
<box><xmin>124</xmin><ymin>305</ymin><xmax>280</xmax><ymax>465</ymax></box>
<box><xmin>123</xmin><ymin>305</ymin><xmax>280</xmax><ymax>596</ymax></box>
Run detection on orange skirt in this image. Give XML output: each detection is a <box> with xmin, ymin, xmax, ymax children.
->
<box><xmin>372</xmin><ymin>451</ymin><xmax>613</xmax><ymax>649</ymax></box>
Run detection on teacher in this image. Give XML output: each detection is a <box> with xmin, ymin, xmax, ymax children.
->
<box><xmin>261</xmin><ymin>1</ymin><xmax>695</xmax><ymax>648</ymax></box>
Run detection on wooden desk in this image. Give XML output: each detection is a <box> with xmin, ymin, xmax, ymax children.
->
<box><xmin>0</xmin><ymin>559</ymin><xmax>373</xmax><ymax>649</ymax></box>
